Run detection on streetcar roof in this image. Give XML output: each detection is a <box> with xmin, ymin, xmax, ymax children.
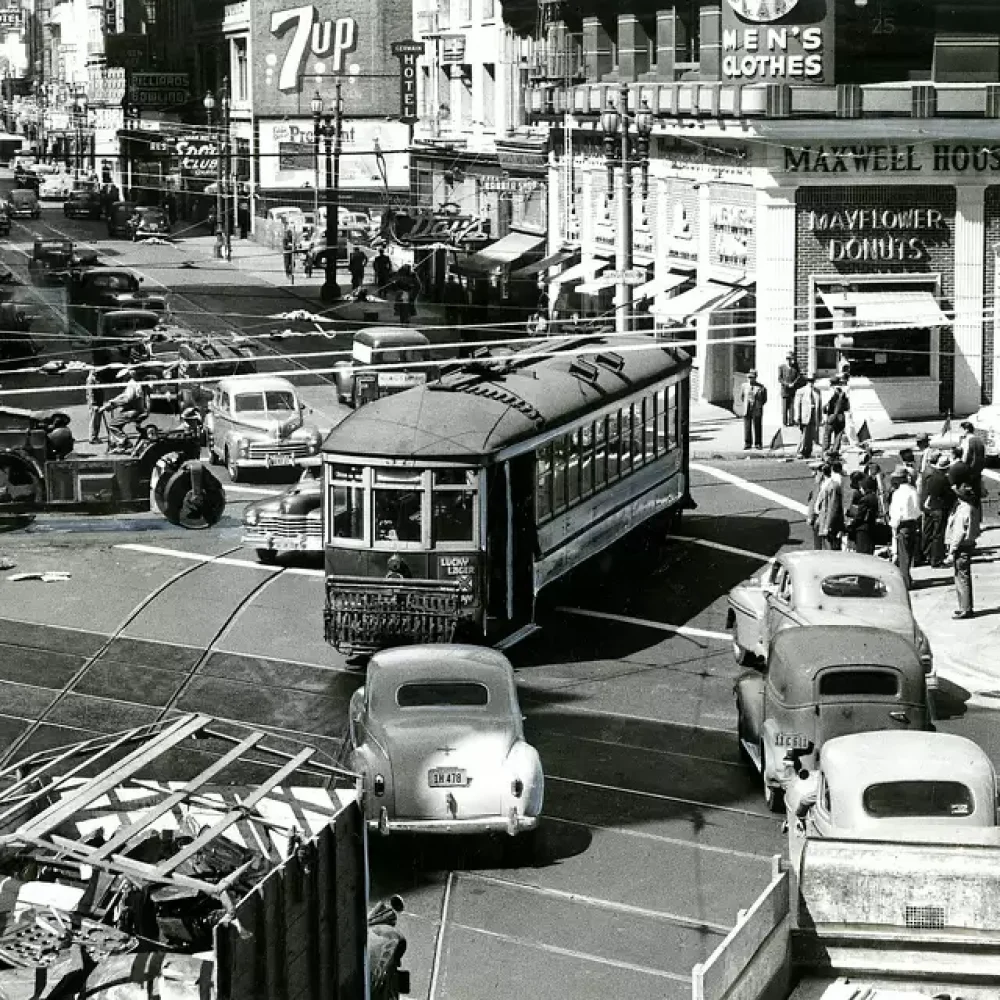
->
<box><xmin>322</xmin><ymin>335</ymin><xmax>690</xmax><ymax>461</ymax></box>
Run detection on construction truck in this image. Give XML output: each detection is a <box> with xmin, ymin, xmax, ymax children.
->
<box><xmin>0</xmin><ymin>715</ymin><xmax>408</xmax><ymax>1000</ymax></box>
<box><xmin>690</xmin><ymin>843</ymin><xmax>1000</xmax><ymax>1000</ymax></box>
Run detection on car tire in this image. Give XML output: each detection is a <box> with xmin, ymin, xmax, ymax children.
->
<box><xmin>761</xmin><ymin>745</ymin><xmax>785</xmax><ymax>814</ymax></box>
<box><xmin>731</xmin><ymin>625</ymin><xmax>752</xmax><ymax>667</ymax></box>
<box><xmin>256</xmin><ymin>549</ymin><xmax>278</xmax><ymax>565</ymax></box>
<box><xmin>225</xmin><ymin>447</ymin><xmax>242</xmax><ymax>483</ymax></box>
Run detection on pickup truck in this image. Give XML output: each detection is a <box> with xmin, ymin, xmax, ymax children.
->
<box><xmin>69</xmin><ymin>266</ymin><xmax>167</xmax><ymax>335</ymax></box>
<box><xmin>690</xmin><ymin>842</ymin><xmax>1000</xmax><ymax>1000</ymax></box>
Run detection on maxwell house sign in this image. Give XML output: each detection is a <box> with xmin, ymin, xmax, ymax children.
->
<box><xmin>721</xmin><ymin>0</ymin><xmax>834</xmax><ymax>85</ymax></box>
<box><xmin>252</xmin><ymin>0</ymin><xmax>412</xmax><ymax>117</ymax></box>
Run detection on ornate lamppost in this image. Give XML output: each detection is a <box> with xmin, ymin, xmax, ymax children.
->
<box><xmin>312</xmin><ymin>82</ymin><xmax>343</xmax><ymax>302</ymax></box>
<box><xmin>73</xmin><ymin>91</ymin><xmax>88</xmax><ymax>178</ymax></box>
<box><xmin>601</xmin><ymin>84</ymin><xmax>653</xmax><ymax>334</ymax></box>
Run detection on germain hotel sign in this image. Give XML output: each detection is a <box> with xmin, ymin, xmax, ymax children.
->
<box><xmin>785</xmin><ymin>144</ymin><xmax>1000</xmax><ymax>174</ymax></box>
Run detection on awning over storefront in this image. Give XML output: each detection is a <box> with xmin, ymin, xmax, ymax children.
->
<box><xmin>818</xmin><ymin>290</ymin><xmax>952</xmax><ymax>329</ymax></box>
<box><xmin>635</xmin><ymin>271</ymin><xmax>691</xmax><ymax>304</ymax></box>
<box><xmin>577</xmin><ymin>272</ymin><xmax>617</xmax><ymax>296</ymax></box>
<box><xmin>551</xmin><ymin>258</ymin><xmax>603</xmax><ymax>287</ymax></box>
<box><xmin>456</xmin><ymin>232</ymin><xmax>545</xmax><ymax>275</ymax></box>
<box><xmin>510</xmin><ymin>248</ymin><xmax>578</xmax><ymax>279</ymax></box>
<box><xmin>653</xmin><ymin>281</ymin><xmax>750</xmax><ymax>323</ymax></box>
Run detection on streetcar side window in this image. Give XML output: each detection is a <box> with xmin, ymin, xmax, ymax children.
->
<box><xmin>580</xmin><ymin>424</ymin><xmax>594</xmax><ymax>498</ymax></box>
<box><xmin>620</xmin><ymin>407</ymin><xmax>633</xmax><ymax>476</ymax></box>
<box><xmin>567</xmin><ymin>430</ymin><xmax>581</xmax><ymax>506</ymax></box>
<box><xmin>535</xmin><ymin>443</ymin><xmax>553</xmax><ymax>521</ymax></box>
<box><xmin>433</xmin><ymin>469</ymin><xmax>476</xmax><ymax>544</ymax></box>
<box><xmin>632</xmin><ymin>400</ymin><xmax>647</xmax><ymax>467</ymax></box>
<box><xmin>645</xmin><ymin>395</ymin><xmax>659</xmax><ymax>459</ymax></box>
<box><xmin>593</xmin><ymin>418</ymin><xmax>607</xmax><ymax>490</ymax></box>
<box><xmin>327</xmin><ymin>464</ymin><xmax>366</xmax><ymax>544</ymax></box>
<box><xmin>374</xmin><ymin>468</ymin><xmax>423</xmax><ymax>546</ymax></box>
<box><xmin>607</xmin><ymin>412</ymin><xmax>621</xmax><ymax>480</ymax></box>
<box><xmin>666</xmin><ymin>385</ymin><xmax>679</xmax><ymax>446</ymax></box>
<box><xmin>657</xmin><ymin>389</ymin><xmax>669</xmax><ymax>451</ymax></box>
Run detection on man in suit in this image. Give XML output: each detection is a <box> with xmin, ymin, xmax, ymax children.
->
<box><xmin>794</xmin><ymin>372</ymin><xmax>822</xmax><ymax>459</ymax></box>
<box><xmin>778</xmin><ymin>351</ymin><xmax>803</xmax><ymax>427</ymax></box>
<box><xmin>821</xmin><ymin>379</ymin><xmax>851</xmax><ymax>453</ymax></box>
<box><xmin>960</xmin><ymin>421</ymin><xmax>986</xmax><ymax>498</ymax></box>
<box><xmin>921</xmin><ymin>452</ymin><xmax>955</xmax><ymax>568</ymax></box>
<box><xmin>740</xmin><ymin>369</ymin><xmax>768</xmax><ymax>450</ymax></box>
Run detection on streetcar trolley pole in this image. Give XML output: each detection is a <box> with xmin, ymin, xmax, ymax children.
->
<box><xmin>600</xmin><ymin>83</ymin><xmax>653</xmax><ymax>335</ymax></box>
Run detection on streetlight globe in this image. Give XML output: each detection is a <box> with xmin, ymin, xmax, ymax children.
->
<box><xmin>203</xmin><ymin>91</ymin><xmax>216</xmax><ymax>112</ymax></box>
<box><xmin>310</xmin><ymin>91</ymin><xmax>323</xmax><ymax>116</ymax></box>
<box><xmin>635</xmin><ymin>100</ymin><xmax>653</xmax><ymax>137</ymax></box>
<box><xmin>600</xmin><ymin>102</ymin><xmax>620</xmax><ymax>137</ymax></box>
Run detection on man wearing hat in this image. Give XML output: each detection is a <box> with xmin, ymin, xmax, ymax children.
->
<box><xmin>740</xmin><ymin>369</ymin><xmax>768</xmax><ymax>450</ymax></box>
<box><xmin>920</xmin><ymin>452</ymin><xmax>954</xmax><ymax>568</ymax></box>
<box><xmin>888</xmin><ymin>464</ymin><xmax>920</xmax><ymax>589</ymax></box>
<box><xmin>959</xmin><ymin>421</ymin><xmax>986</xmax><ymax>499</ymax></box>
<box><xmin>794</xmin><ymin>372</ymin><xmax>823</xmax><ymax>459</ymax></box>
<box><xmin>945</xmin><ymin>483</ymin><xmax>981</xmax><ymax>619</ymax></box>
<box><xmin>778</xmin><ymin>351</ymin><xmax>803</xmax><ymax>427</ymax></box>
<box><xmin>100</xmin><ymin>367</ymin><xmax>148</xmax><ymax>451</ymax></box>
<box><xmin>821</xmin><ymin>377</ymin><xmax>851</xmax><ymax>453</ymax></box>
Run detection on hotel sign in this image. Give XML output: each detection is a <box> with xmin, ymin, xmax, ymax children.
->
<box><xmin>786</xmin><ymin>144</ymin><xmax>1000</xmax><ymax>174</ymax></box>
<box><xmin>391</xmin><ymin>39</ymin><xmax>424</xmax><ymax>123</ymax></box>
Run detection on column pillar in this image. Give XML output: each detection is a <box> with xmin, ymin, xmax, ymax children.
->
<box><xmin>755</xmin><ymin>187</ymin><xmax>797</xmax><ymax>417</ymax></box>
<box><xmin>695</xmin><ymin>181</ymin><xmax>713</xmax><ymax>401</ymax></box>
<box><xmin>954</xmin><ymin>184</ymin><xmax>986</xmax><ymax>415</ymax></box>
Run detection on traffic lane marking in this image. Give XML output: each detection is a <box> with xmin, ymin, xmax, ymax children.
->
<box><xmin>690</xmin><ymin>461</ymin><xmax>809</xmax><ymax>516</ymax></box>
<box><xmin>223</xmin><ymin>484</ymin><xmax>281</xmax><ymax>497</ymax></box>
<box><xmin>668</xmin><ymin>535</ymin><xmax>771</xmax><ymax>562</ymax></box>
<box><xmin>556</xmin><ymin>606</ymin><xmax>730</xmax><ymax>643</ymax></box>
<box><xmin>115</xmin><ymin>542</ymin><xmax>325</xmax><ymax>576</ymax></box>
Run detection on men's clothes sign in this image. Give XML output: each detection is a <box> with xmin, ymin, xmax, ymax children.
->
<box><xmin>257</xmin><ymin>119</ymin><xmax>409</xmax><ymax>189</ymax></box>
<box><xmin>252</xmin><ymin>0</ymin><xmax>411</xmax><ymax>118</ymax></box>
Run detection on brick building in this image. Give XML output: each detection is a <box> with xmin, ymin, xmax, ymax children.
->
<box><xmin>526</xmin><ymin>0</ymin><xmax>1000</xmax><ymax>422</ymax></box>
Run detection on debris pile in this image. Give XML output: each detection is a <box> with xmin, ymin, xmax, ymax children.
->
<box><xmin>0</xmin><ymin>714</ymin><xmax>360</xmax><ymax>1000</ymax></box>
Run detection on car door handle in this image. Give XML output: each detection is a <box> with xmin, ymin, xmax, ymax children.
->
<box><xmin>889</xmin><ymin>711</ymin><xmax>910</xmax><ymax>725</ymax></box>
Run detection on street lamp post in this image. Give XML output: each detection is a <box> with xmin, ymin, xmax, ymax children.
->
<box><xmin>74</xmin><ymin>92</ymin><xmax>88</xmax><ymax>179</ymax></box>
<box><xmin>310</xmin><ymin>91</ymin><xmax>322</xmax><ymax>229</ymax></box>
<box><xmin>203</xmin><ymin>89</ymin><xmax>219</xmax><ymax>253</ymax></box>
<box><xmin>312</xmin><ymin>81</ymin><xmax>343</xmax><ymax>302</ymax></box>
<box><xmin>220</xmin><ymin>77</ymin><xmax>231</xmax><ymax>262</ymax></box>
<box><xmin>601</xmin><ymin>84</ymin><xmax>653</xmax><ymax>334</ymax></box>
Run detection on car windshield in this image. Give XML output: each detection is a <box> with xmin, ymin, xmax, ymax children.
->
<box><xmin>94</xmin><ymin>274</ymin><xmax>137</xmax><ymax>292</ymax></box>
<box><xmin>863</xmin><ymin>780</ymin><xmax>975</xmax><ymax>819</ymax></box>
<box><xmin>106</xmin><ymin>314</ymin><xmax>161</xmax><ymax>333</ymax></box>
<box><xmin>233</xmin><ymin>390</ymin><xmax>297</xmax><ymax>414</ymax></box>
<box><xmin>138</xmin><ymin>208</ymin><xmax>165</xmax><ymax>219</ymax></box>
<box><xmin>821</xmin><ymin>574</ymin><xmax>888</xmax><ymax>599</ymax></box>
<box><xmin>395</xmin><ymin>681</ymin><xmax>490</xmax><ymax>708</ymax></box>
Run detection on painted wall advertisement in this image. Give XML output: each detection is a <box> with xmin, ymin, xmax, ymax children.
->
<box><xmin>257</xmin><ymin>119</ymin><xmax>409</xmax><ymax>189</ymax></box>
<box><xmin>252</xmin><ymin>0</ymin><xmax>413</xmax><ymax>118</ymax></box>
<box><xmin>721</xmin><ymin>0</ymin><xmax>834</xmax><ymax>84</ymax></box>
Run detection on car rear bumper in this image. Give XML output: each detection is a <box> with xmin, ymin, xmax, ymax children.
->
<box><xmin>370</xmin><ymin>812</ymin><xmax>539</xmax><ymax>836</ymax></box>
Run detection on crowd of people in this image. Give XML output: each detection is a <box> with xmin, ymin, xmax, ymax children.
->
<box><xmin>805</xmin><ymin>423</ymin><xmax>986</xmax><ymax>619</ymax></box>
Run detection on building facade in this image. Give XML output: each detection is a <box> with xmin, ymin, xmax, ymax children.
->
<box><xmin>526</xmin><ymin>0</ymin><xmax>1000</xmax><ymax>422</ymax></box>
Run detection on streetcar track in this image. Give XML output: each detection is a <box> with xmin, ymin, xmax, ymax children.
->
<box><xmin>0</xmin><ymin>544</ymin><xmax>242</xmax><ymax>766</ymax></box>
<box><xmin>532</xmin><ymin>729</ymin><xmax>747</xmax><ymax>770</ymax></box>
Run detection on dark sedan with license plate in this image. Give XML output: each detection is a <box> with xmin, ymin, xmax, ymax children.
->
<box><xmin>63</xmin><ymin>189</ymin><xmax>103</xmax><ymax>220</ymax></box>
<box><xmin>242</xmin><ymin>466</ymin><xmax>321</xmax><ymax>563</ymax></box>
<box><xmin>128</xmin><ymin>206</ymin><xmax>171</xmax><ymax>240</ymax></box>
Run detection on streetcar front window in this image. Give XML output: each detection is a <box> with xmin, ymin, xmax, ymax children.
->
<box><xmin>332</xmin><ymin>484</ymin><xmax>365</xmax><ymax>539</ymax></box>
<box><xmin>433</xmin><ymin>491</ymin><xmax>475</xmax><ymax>542</ymax></box>
<box><xmin>374</xmin><ymin>468</ymin><xmax>423</xmax><ymax>545</ymax></box>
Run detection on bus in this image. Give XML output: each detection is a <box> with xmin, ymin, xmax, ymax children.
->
<box><xmin>321</xmin><ymin>334</ymin><xmax>693</xmax><ymax>655</ymax></box>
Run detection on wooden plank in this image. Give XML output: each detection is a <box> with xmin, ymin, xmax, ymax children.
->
<box><xmin>0</xmin><ymin>723</ymin><xmax>161</xmax><ymax>833</ymax></box>
<box><xmin>89</xmin><ymin>731</ymin><xmax>265</xmax><ymax>861</ymax></box>
<box><xmin>156</xmin><ymin>748</ymin><xmax>315</xmax><ymax>877</ymax></box>
<box><xmin>14</xmin><ymin>715</ymin><xmax>212</xmax><ymax>840</ymax></box>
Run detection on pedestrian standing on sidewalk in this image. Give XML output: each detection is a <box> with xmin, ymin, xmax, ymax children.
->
<box><xmin>921</xmin><ymin>452</ymin><xmax>954</xmax><ymax>568</ymax></box>
<box><xmin>778</xmin><ymin>351</ymin><xmax>803</xmax><ymax>428</ymax></box>
<box><xmin>740</xmin><ymin>369</ymin><xmax>767</xmax><ymax>451</ymax></box>
<box><xmin>85</xmin><ymin>367</ymin><xmax>106</xmax><ymax>444</ymax></box>
<box><xmin>945</xmin><ymin>483</ymin><xmax>981</xmax><ymax>619</ymax></box>
<box><xmin>348</xmin><ymin>246</ymin><xmax>367</xmax><ymax>292</ymax></box>
<box><xmin>794</xmin><ymin>372</ymin><xmax>822</xmax><ymax>459</ymax></box>
<box><xmin>889</xmin><ymin>464</ymin><xmax>920</xmax><ymax>590</ymax></box>
<box><xmin>821</xmin><ymin>379</ymin><xmax>850</xmax><ymax>453</ymax></box>
<box><xmin>372</xmin><ymin>248</ymin><xmax>393</xmax><ymax>292</ymax></box>
<box><xmin>849</xmin><ymin>477</ymin><xmax>881</xmax><ymax>555</ymax></box>
<box><xmin>283</xmin><ymin>226</ymin><xmax>295</xmax><ymax>283</ymax></box>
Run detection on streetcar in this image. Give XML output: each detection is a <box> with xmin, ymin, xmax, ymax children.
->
<box><xmin>321</xmin><ymin>334</ymin><xmax>692</xmax><ymax>654</ymax></box>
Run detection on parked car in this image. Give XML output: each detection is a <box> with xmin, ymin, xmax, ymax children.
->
<box><xmin>106</xmin><ymin>200</ymin><xmax>139</xmax><ymax>238</ymax></box>
<box><xmin>334</xmin><ymin>327</ymin><xmax>434</xmax><ymax>407</ymax></box>
<box><xmin>242</xmin><ymin>466</ymin><xmax>322</xmax><ymax>563</ymax></box>
<box><xmin>8</xmin><ymin>189</ymin><xmax>40</xmax><ymax>219</ymax></box>
<box><xmin>68</xmin><ymin>268</ymin><xmax>166</xmax><ymax>335</ymax></box>
<box><xmin>64</xmin><ymin>189</ymin><xmax>103</xmax><ymax>220</ymax></box>
<box><xmin>727</xmin><ymin>551</ymin><xmax>933</xmax><ymax>680</ymax></box>
<box><xmin>206</xmin><ymin>375</ymin><xmax>323</xmax><ymax>482</ymax></box>
<box><xmin>735</xmin><ymin>625</ymin><xmax>932</xmax><ymax>812</ymax></box>
<box><xmin>931</xmin><ymin>409</ymin><xmax>1000</xmax><ymax>460</ymax></box>
<box><xmin>27</xmin><ymin>239</ymin><xmax>75</xmax><ymax>285</ymax></box>
<box><xmin>345</xmin><ymin>644</ymin><xmax>544</xmax><ymax>841</ymax></box>
<box><xmin>37</xmin><ymin>172</ymin><xmax>74</xmax><ymax>200</ymax></box>
<box><xmin>128</xmin><ymin>205</ymin><xmax>171</xmax><ymax>240</ymax></box>
<box><xmin>786</xmin><ymin>731</ymin><xmax>999</xmax><ymax>859</ymax></box>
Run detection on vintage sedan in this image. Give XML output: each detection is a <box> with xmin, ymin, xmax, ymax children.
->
<box><xmin>334</xmin><ymin>327</ymin><xmax>433</xmax><ymax>407</ymax></box>
<box><xmin>242</xmin><ymin>465</ymin><xmax>321</xmax><ymax>563</ymax></box>
<box><xmin>63</xmin><ymin>189</ymin><xmax>103</xmax><ymax>220</ymax></box>
<box><xmin>786</xmin><ymin>731</ymin><xmax>999</xmax><ymax>855</ymax></box>
<box><xmin>727</xmin><ymin>551</ymin><xmax>933</xmax><ymax>680</ymax></box>
<box><xmin>37</xmin><ymin>172</ymin><xmax>74</xmax><ymax>201</ymax></box>
<box><xmin>128</xmin><ymin>206</ymin><xmax>171</xmax><ymax>240</ymax></box>
<box><xmin>8</xmin><ymin>189</ymin><xmax>40</xmax><ymax>219</ymax></box>
<box><xmin>206</xmin><ymin>375</ymin><xmax>324</xmax><ymax>481</ymax></box>
<box><xmin>931</xmin><ymin>409</ymin><xmax>1000</xmax><ymax>460</ymax></box>
<box><xmin>345</xmin><ymin>645</ymin><xmax>544</xmax><ymax>840</ymax></box>
<box><xmin>735</xmin><ymin>625</ymin><xmax>931</xmax><ymax>812</ymax></box>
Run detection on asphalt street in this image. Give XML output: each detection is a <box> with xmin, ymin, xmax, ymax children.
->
<box><xmin>4</xmin><ymin>189</ymin><xmax>1000</xmax><ymax>999</ymax></box>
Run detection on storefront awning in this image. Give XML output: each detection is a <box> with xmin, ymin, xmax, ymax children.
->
<box><xmin>652</xmin><ymin>281</ymin><xmax>750</xmax><ymax>324</ymax></box>
<box><xmin>551</xmin><ymin>258</ymin><xmax>603</xmax><ymax>287</ymax></box>
<box><xmin>577</xmin><ymin>272</ymin><xmax>617</xmax><ymax>296</ymax></box>
<box><xmin>456</xmin><ymin>232</ymin><xmax>545</xmax><ymax>274</ymax></box>
<box><xmin>510</xmin><ymin>249</ymin><xmax>578</xmax><ymax>279</ymax></box>
<box><xmin>819</xmin><ymin>289</ymin><xmax>952</xmax><ymax>329</ymax></box>
<box><xmin>635</xmin><ymin>271</ymin><xmax>691</xmax><ymax>304</ymax></box>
